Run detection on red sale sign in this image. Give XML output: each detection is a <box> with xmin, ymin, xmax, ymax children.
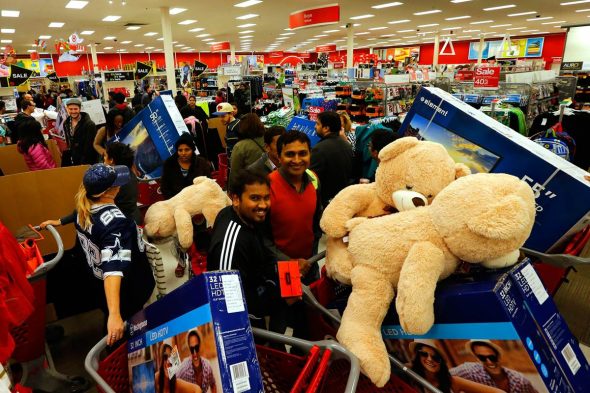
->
<box><xmin>269</xmin><ymin>51</ymin><xmax>284</xmax><ymax>58</ymax></box>
<box><xmin>473</xmin><ymin>66</ymin><xmax>500</xmax><ymax>89</ymax></box>
<box><xmin>308</xmin><ymin>106</ymin><xmax>324</xmax><ymax>121</ymax></box>
<box><xmin>289</xmin><ymin>4</ymin><xmax>340</xmax><ymax>30</ymax></box>
<box><xmin>333</xmin><ymin>62</ymin><xmax>344</xmax><ymax>69</ymax></box>
<box><xmin>210</xmin><ymin>42</ymin><xmax>231</xmax><ymax>52</ymax></box>
<box><xmin>316</xmin><ymin>44</ymin><xmax>336</xmax><ymax>53</ymax></box>
<box><xmin>456</xmin><ymin>70</ymin><xmax>474</xmax><ymax>81</ymax></box>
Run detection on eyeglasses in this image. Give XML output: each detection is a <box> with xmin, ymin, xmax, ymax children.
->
<box><xmin>418</xmin><ymin>350</ymin><xmax>442</xmax><ymax>363</ymax></box>
<box><xmin>189</xmin><ymin>344</ymin><xmax>200</xmax><ymax>354</ymax></box>
<box><xmin>476</xmin><ymin>354</ymin><xmax>498</xmax><ymax>363</ymax></box>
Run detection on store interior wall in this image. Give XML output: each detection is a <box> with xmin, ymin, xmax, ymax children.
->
<box><xmin>563</xmin><ymin>26</ymin><xmax>590</xmax><ymax>68</ymax></box>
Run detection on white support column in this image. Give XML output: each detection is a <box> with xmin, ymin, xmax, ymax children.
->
<box><xmin>90</xmin><ymin>43</ymin><xmax>99</xmax><ymax>73</ymax></box>
<box><xmin>477</xmin><ymin>34</ymin><xmax>484</xmax><ymax>65</ymax></box>
<box><xmin>160</xmin><ymin>6</ymin><xmax>177</xmax><ymax>92</ymax></box>
<box><xmin>433</xmin><ymin>33</ymin><xmax>440</xmax><ymax>68</ymax></box>
<box><xmin>230</xmin><ymin>44</ymin><xmax>236</xmax><ymax>65</ymax></box>
<box><xmin>369</xmin><ymin>47</ymin><xmax>374</xmax><ymax>54</ymax></box>
<box><xmin>346</xmin><ymin>23</ymin><xmax>354</xmax><ymax>69</ymax></box>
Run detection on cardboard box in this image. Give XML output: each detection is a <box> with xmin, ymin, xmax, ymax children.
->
<box><xmin>400</xmin><ymin>87</ymin><xmax>590</xmax><ymax>252</ymax></box>
<box><xmin>113</xmin><ymin>95</ymin><xmax>189</xmax><ymax>179</ymax></box>
<box><xmin>327</xmin><ymin>260</ymin><xmax>590</xmax><ymax>392</ymax></box>
<box><xmin>127</xmin><ymin>272</ymin><xmax>264</xmax><ymax>393</ymax></box>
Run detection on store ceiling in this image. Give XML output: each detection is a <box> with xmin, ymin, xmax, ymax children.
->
<box><xmin>0</xmin><ymin>0</ymin><xmax>588</xmax><ymax>55</ymax></box>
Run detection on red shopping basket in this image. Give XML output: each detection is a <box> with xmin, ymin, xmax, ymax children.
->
<box><xmin>216</xmin><ymin>153</ymin><xmax>228</xmax><ymax>190</ymax></box>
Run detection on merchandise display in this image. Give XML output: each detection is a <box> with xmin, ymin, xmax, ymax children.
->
<box><xmin>127</xmin><ymin>271</ymin><xmax>264</xmax><ymax>393</ymax></box>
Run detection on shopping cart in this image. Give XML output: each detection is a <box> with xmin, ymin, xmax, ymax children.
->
<box><xmin>10</xmin><ymin>224</ymin><xmax>88</xmax><ymax>392</ymax></box>
<box><xmin>84</xmin><ymin>327</ymin><xmax>360</xmax><ymax>393</ymax></box>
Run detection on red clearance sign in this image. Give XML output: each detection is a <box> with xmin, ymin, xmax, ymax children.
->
<box><xmin>289</xmin><ymin>4</ymin><xmax>340</xmax><ymax>30</ymax></box>
<box><xmin>333</xmin><ymin>62</ymin><xmax>344</xmax><ymax>69</ymax></box>
<box><xmin>474</xmin><ymin>66</ymin><xmax>500</xmax><ymax>89</ymax></box>
<box><xmin>455</xmin><ymin>70</ymin><xmax>474</xmax><ymax>81</ymax></box>
<box><xmin>210</xmin><ymin>42</ymin><xmax>231</xmax><ymax>52</ymax></box>
<box><xmin>316</xmin><ymin>44</ymin><xmax>336</xmax><ymax>53</ymax></box>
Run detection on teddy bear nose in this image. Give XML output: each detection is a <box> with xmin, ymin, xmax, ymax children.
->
<box><xmin>412</xmin><ymin>197</ymin><xmax>426</xmax><ymax>207</ymax></box>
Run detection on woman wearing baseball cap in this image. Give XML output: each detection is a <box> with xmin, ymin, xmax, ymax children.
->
<box><xmin>75</xmin><ymin>164</ymin><xmax>155</xmax><ymax>346</ymax></box>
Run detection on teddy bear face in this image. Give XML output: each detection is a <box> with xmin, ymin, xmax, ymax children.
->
<box><xmin>143</xmin><ymin>203</ymin><xmax>176</xmax><ymax>239</ymax></box>
<box><xmin>430</xmin><ymin>173</ymin><xmax>536</xmax><ymax>264</ymax></box>
<box><xmin>375</xmin><ymin>140</ymin><xmax>459</xmax><ymax>209</ymax></box>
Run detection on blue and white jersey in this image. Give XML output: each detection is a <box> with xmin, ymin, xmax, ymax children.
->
<box><xmin>75</xmin><ymin>204</ymin><xmax>146</xmax><ymax>280</ymax></box>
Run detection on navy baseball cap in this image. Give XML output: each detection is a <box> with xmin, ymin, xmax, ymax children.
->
<box><xmin>83</xmin><ymin>164</ymin><xmax>130</xmax><ymax>197</ymax></box>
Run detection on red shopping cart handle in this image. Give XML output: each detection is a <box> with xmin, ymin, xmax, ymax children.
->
<box><xmin>305</xmin><ymin>348</ymin><xmax>332</xmax><ymax>393</ymax></box>
<box><xmin>291</xmin><ymin>345</ymin><xmax>321</xmax><ymax>393</ymax></box>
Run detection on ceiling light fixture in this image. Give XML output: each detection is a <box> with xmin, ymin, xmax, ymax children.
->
<box><xmin>0</xmin><ymin>28</ymin><xmax>14</xmax><ymax>33</ymax></box>
<box><xmin>241</xmin><ymin>35</ymin><xmax>253</xmax><ymax>38</ymax></box>
<box><xmin>189</xmin><ymin>28</ymin><xmax>205</xmax><ymax>32</ymax></box>
<box><xmin>1</xmin><ymin>10</ymin><xmax>20</xmax><ymax>17</ymax></box>
<box><xmin>451</xmin><ymin>0</ymin><xmax>472</xmax><ymax>3</ymax></box>
<box><xmin>0</xmin><ymin>39</ymin><xmax>12</xmax><ymax>43</ymax></box>
<box><xmin>446</xmin><ymin>15</ymin><xmax>471</xmax><ymax>20</ymax></box>
<box><xmin>470</xmin><ymin>20</ymin><xmax>494</xmax><ymax>24</ymax></box>
<box><xmin>355</xmin><ymin>32</ymin><xmax>370</xmax><ymax>35</ymax></box>
<box><xmin>104</xmin><ymin>36</ymin><xmax>116</xmax><ymax>40</ymax></box>
<box><xmin>196</xmin><ymin>33</ymin><xmax>210</xmax><ymax>37</ymax></box>
<box><xmin>483</xmin><ymin>4</ymin><xmax>516</xmax><ymax>11</ymax></box>
<box><xmin>380</xmin><ymin>33</ymin><xmax>396</xmax><ymax>37</ymax></box>
<box><xmin>542</xmin><ymin>20</ymin><xmax>566</xmax><ymax>24</ymax></box>
<box><xmin>236</xmin><ymin>14</ymin><xmax>258</xmax><ymax>19</ymax></box>
<box><xmin>103</xmin><ymin>46</ymin><xmax>113</xmax><ymax>49</ymax></box>
<box><xmin>234</xmin><ymin>0</ymin><xmax>262</xmax><ymax>7</ymax></box>
<box><xmin>169</xmin><ymin>8</ymin><xmax>187</xmax><ymax>15</ymax></box>
<box><xmin>491</xmin><ymin>23</ymin><xmax>512</xmax><ymax>27</ymax></box>
<box><xmin>463</xmin><ymin>29</ymin><xmax>480</xmax><ymax>32</ymax></box>
<box><xmin>527</xmin><ymin>16</ymin><xmax>553</xmax><ymax>20</ymax></box>
<box><xmin>314</xmin><ymin>34</ymin><xmax>328</xmax><ymax>37</ymax></box>
<box><xmin>121</xmin><ymin>40</ymin><xmax>131</xmax><ymax>44</ymax></box>
<box><xmin>65</xmin><ymin>1</ymin><xmax>88</xmax><ymax>9</ymax></box>
<box><xmin>575</xmin><ymin>8</ymin><xmax>590</xmax><ymax>11</ymax></box>
<box><xmin>368</xmin><ymin>26</ymin><xmax>388</xmax><ymax>30</ymax></box>
<box><xmin>202</xmin><ymin>38</ymin><xmax>214</xmax><ymax>41</ymax></box>
<box><xmin>39</xmin><ymin>35</ymin><xmax>52</xmax><ymax>39</ymax></box>
<box><xmin>397</xmin><ymin>29</ymin><xmax>415</xmax><ymax>33</ymax></box>
<box><xmin>418</xmin><ymin>23</ymin><xmax>439</xmax><ymax>27</ymax></box>
<box><xmin>144</xmin><ymin>32</ymin><xmax>158</xmax><ymax>36</ymax></box>
<box><xmin>238</xmin><ymin>23</ymin><xmax>256</xmax><ymax>28</ymax></box>
<box><xmin>350</xmin><ymin>14</ymin><xmax>375</xmax><ymax>20</ymax></box>
<box><xmin>178</xmin><ymin>20</ymin><xmax>196</xmax><ymax>25</ymax></box>
<box><xmin>80</xmin><ymin>30</ymin><xmax>94</xmax><ymax>35</ymax></box>
<box><xmin>102</xmin><ymin>15</ymin><xmax>121</xmax><ymax>22</ymax></box>
<box><xmin>134</xmin><ymin>44</ymin><xmax>144</xmax><ymax>47</ymax></box>
<box><xmin>508</xmin><ymin>11</ymin><xmax>536</xmax><ymax>16</ymax></box>
<box><xmin>48</xmin><ymin>22</ymin><xmax>65</xmax><ymax>27</ymax></box>
<box><xmin>414</xmin><ymin>9</ymin><xmax>442</xmax><ymax>15</ymax></box>
<box><xmin>126</xmin><ymin>26</ymin><xmax>141</xmax><ymax>30</ymax></box>
<box><xmin>442</xmin><ymin>26</ymin><xmax>462</xmax><ymax>30</ymax></box>
<box><xmin>561</xmin><ymin>0</ymin><xmax>590</xmax><ymax>4</ymax></box>
<box><xmin>372</xmin><ymin>2</ymin><xmax>403</xmax><ymax>9</ymax></box>
<box><xmin>240</xmin><ymin>30</ymin><xmax>254</xmax><ymax>34</ymax></box>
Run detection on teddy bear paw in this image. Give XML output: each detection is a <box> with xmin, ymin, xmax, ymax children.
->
<box><xmin>399</xmin><ymin>312</ymin><xmax>435</xmax><ymax>335</ymax></box>
<box><xmin>345</xmin><ymin>217</ymin><xmax>368</xmax><ymax>232</ymax></box>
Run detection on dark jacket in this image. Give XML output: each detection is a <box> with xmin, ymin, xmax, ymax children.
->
<box><xmin>64</xmin><ymin>112</ymin><xmax>98</xmax><ymax>165</ymax></box>
<box><xmin>9</xmin><ymin>112</ymin><xmax>34</xmax><ymax>143</ymax></box>
<box><xmin>310</xmin><ymin>133</ymin><xmax>353</xmax><ymax>207</ymax></box>
<box><xmin>115</xmin><ymin>175</ymin><xmax>141</xmax><ymax>224</ymax></box>
<box><xmin>180</xmin><ymin>104</ymin><xmax>209</xmax><ymax>126</ymax></box>
<box><xmin>207</xmin><ymin>206</ymin><xmax>281</xmax><ymax>318</ymax></box>
<box><xmin>160</xmin><ymin>153</ymin><xmax>212</xmax><ymax>199</ymax></box>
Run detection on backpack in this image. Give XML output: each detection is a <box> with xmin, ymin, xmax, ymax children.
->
<box><xmin>531</xmin><ymin>123</ymin><xmax>576</xmax><ymax>162</ymax></box>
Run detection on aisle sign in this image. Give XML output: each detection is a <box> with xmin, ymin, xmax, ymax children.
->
<box><xmin>210</xmin><ymin>42</ymin><xmax>230</xmax><ymax>52</ymax></box>
<box><xmin>104</xmin><ymin>71</ymin><xmax>135</xmax><ymax>82</ymax></box>
<box><xmin>222</xmin><ymin>66</ymin><xmax>241</xmax><ymax>76</ymax></box>
<box><xmin>561</xmin><ymin>62</ymin><xmax>583</xmax><ymax>71</ymax></box>
<box><xmin>474</xmin><ymin>66</ymin><xmax>500</xmax><ymax>89</ymax></box>
<box><xmin>289</xmin><ymin>4</ymin><xmax>340</xmax><ymax>30</ymax></box>
<box><xmin>315</xmin><ymin>44</ymin><xmax>336</xmax><ymax>53</ymax></box>
<box><xmin>135</xmin><ymin>61</ymin><xmax>152</xmax><ymax>79</ymax></box>
<box><xmin>46</xmin><ymin>72</ymin><xmax>59</xmax><ymax>82</ymax></box>
<box><xmin>193</xmin><ymin>60</ymin><xmax>208</xmax><ymax>77</ymax></box>
<box><xmin>9</xmin><ymin>64</ymin><xmax>34</xmax><ymax>86</ymax></box>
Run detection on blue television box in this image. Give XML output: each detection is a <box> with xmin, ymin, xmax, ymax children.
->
<box><xmin>400</xmin><ymin>87</ymin><xmax>590</xmax><ymax>253</ymax></box>
<box><xmin>327</xmin><ymin>260</ymin><xmax>589</xmax><ymax>392</ymax></box>
<box><xmin>127</xmin><ymin>271</ymin><xmax>264</xmax><ymax>393</ymax></box>
<box><xmin>112</xmin><ymin>95</ymin><xmax>189</xmax><ymax>179</ymax></box>
<box><xmin>287</xmin><ymin>116</ymin><xmax>321</xmax><ymax>147</ymax></box>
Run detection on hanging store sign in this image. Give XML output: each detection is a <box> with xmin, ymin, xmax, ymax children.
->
<box><xmin>289</xmin><ymin>4</ymin><xmax>340</xmax><ymax>30</ymax></box>
<box><xmin>135</xmin><ymin>61</ymin><xmax>152</xmax><ymax>80</ymax></box>
<box><xmin>9</xmin><ymin>64</ymin><xmax>33</xmax><ymax>86</ymax></box>
<box><xmin>474</xmin><ymin>66</ymin><xmax>500</xmax><ymax>89</ymax></box>
<box><xmin>193</xmin><ymin>60</ymin><xmax>208</xmax><ymax>77</ymax></box>
<box><xmin>298</xmin><ymin>52</ymin><xmax>311</xmax><ymax>59</ymax></box>
<box><xmin>223</xmin><ymin>65</ymin><xmax>241</xmax><ymax>76</ymax></box>
<box><xmin>270</xmin><ymin>51</ymin><xmax>284</xmax><ymax>58</ymax></box>
<box><xmin>103</xmin><ymin>71</ymin><xmax>135</xmax><ymax>82</ymax></box>
<box><xmin>561</xmin><ymin>62</ymin><xmax>583</xmax><ymax>71</ymax></box>
<box><xmin>315</xmin><ymin>44</ymin><xmax>336</xmax><ymax>53</ymax></box>
<box><xmin>210</xmin><ymin>42</ymin><xmax>231</xmax><ymax>52</ymax></box>
<box><xmin>46</xmin><ymin>72</ymin><xmax>59</xmax><ymax>82</ymax></box>
<box><xmin>332</xmin><ymin>62</ymin><xmax>344</xmax><ymax>69</ymax></box>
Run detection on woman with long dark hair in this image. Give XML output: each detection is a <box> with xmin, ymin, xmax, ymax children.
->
<box><xmin>155</xmin><ymin>343</ymin><xmax>202</xmax><ymax>393</ymax></box>
<box><xmin>17</xmin><ymin>119</ymin><xmax>56</xmax><ymax>171</ymax></box>
<box><xmin>94</xmin><ymin>110</ymin><xmax>125</xmax><ymax>157</ymax></box>
<box><xmin>409</xmin><ymin>340</ymin><xmax>504</xmax><ymax>393</ymax></box>
<box><xmin>229</xmin><ymin>113</ymin><xmax>266</xmax><ymax>184</ymax></box>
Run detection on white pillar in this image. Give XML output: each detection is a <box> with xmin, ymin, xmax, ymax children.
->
<box><xmin>433</xmin><ymin>33</ymin><xmax>440</xmax><ymax>68</ymax></box>
<box><xmin>477</xmin><ymin>34</ymin><xmax>484</xmax><ymax>65</ymax></box>
<box><xmin>90</xmin><ymin>43</ymin><xmax>99</xmax><ymax>73</ymax></box>
<box><xmin>369</xmin><ymin>47</ymin><xmax>374</xmax><ymax>54</ymax></box>
<box><xmin>347</xmin><ymin>24</ymin><xmax>354</xmax><ymax>69</ymax></box>
<box><xmin>161</xmin><ymin>6</ymin><xmax>177</xmax><ymax>92</ymax></box>
<box><xmin>230</xmin><ymin>44</ymin><xmax>236</xmax><ymax>65</ymax></box>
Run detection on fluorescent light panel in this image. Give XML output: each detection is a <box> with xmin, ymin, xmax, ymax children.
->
<box><xmin>1</xmin><ymin>10</ymin><xmax>19</xmax><ymax>17</ymax></box>
<box><xmin>0</xmin><ymin>28</ymin><xmax>14</xmax><ymax>33</ymax></box>
<box><xmin>102</xmin><ymin>16</ymin><xmax>121</xmax><ymax>22</ymax></box>
<box><xmin>418</xmin><ymin>23</ymin><xmax>439</xmax><ymax>27</ymax></box>
<box><xmin>126</xmin><ymin>26</ymin><xmax>141</xmax><ymax>30</ymax></box>
<box><xmin>237</xmin><ymin>23</ymin><xmax>256</xmax><ymax>27</ymax></box>
<box><xmin>442</xmin><ymin>26</ymin><xmax>462</xmax><ymax>30</ymax></box>
<box><xmin>0</xmin><ymin>39</ymin><xmax>12</xmax><ymax>43</ymax></box>
<box><xmin>483</xmin><ymin>4</ymin><xmax>515</xmax><ymax>11</ymax></box>
<box><xmin>39</xmin><ymin>35</ymin><xmax>52</xmax><ymax>39</ymax></box>
<box><xmin>236</xmin><ymin>14</ymin><xmax>258</xmax><ymax>19</ymax></box>
<box><xmin>169</xmin><ymin>8</ymin><xmax>186</xmax><ymax>15</ymax></box>
<box><xmin>446</xmin><ymin>15</ymin><xmax>471</xmax><ymax>20</ymax></box>
<box><xmin>104</xmin><ymin>36</ymin><xmax>116</xmax><ymax>39</ymax></box>
<box><xmin>508</xmin><ymin>11</ymin><xmax>536</xmax><ymax>16</ymax></box>
<box><xmin>542</xmin><ymin>20</ymin><xmax>566</xmax><ymax>24</ymax></box>
<box><xmin>189</xmin><ymin>28</ymin><xmax>205</xmax><ymax>32</ymax></box>
<box><xmin>196</xmin><ymin>33</ymin><xmax>210</xmax><ymax>37</ymax></box>
<box><xmin>178</xmin><ymin>20</ymin><xmax>196</xmax><ymax>25</ymax></box>
<box><xmin>350</xmin><ymin>14</ymin><xmax>374</xmax><ymax>19</ymax></box>
<box><xmin>561</xmin><ymin>0</ymin><xmax>590</xmax><ymax>4</ymax></box>
<box><xmin>144</xmin><ymin>32</ymin><xmax>158</xmax><ymax>36</ymax></box>
<box><xmin>491</xmin><ymin>24</ymin><xmax>512</xmax><ymax>27</ymax></box>
<box><xmin>527</xmin><ymin>16</ymin><xmax>553</xmax><ymax>20</ymax></box>
<box><xmin>470</xmin><ymin>20</ymin><xmax>494</xmax><ymax>24</ymax></box>
<box><xmin>240</xmin><ymin>30</ymin><xmax>254</xmax><ymax>34</ymax></box>
<box><xmin>414</xmin><ymin>9</ymin><xmax>441</xmax><ymax>15</ymax></box>
<box><xmin>388</xmin><ymin>19</ymin><xmax>410</xmax><ymax>24</ymax></box>
<box><xmin>65</xmin><ymin>1</ymin><xmax>88</xmax><ymax>9</ymax></box>
<box><xmin>372</xmin><ymin>2</ymin><xmax>403</xmax><ymax>9</ymax></box>
<box><xmin>49</xmin><ymin>22</ymin><xmax>65</xmax><ymax>27</ymax></box>
<box><xmin>234</xmin><ymin>0</ymin><xmax>262</xmax><ymax>7</ymax></box>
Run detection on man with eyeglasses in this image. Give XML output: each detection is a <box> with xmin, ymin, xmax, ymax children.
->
<box><xmin>176</xmin><ymin>330</ymin><xmax>217</xmax><ymax>393</ymax></box>
<box><xmin>450</xmin><ymin>340</ymin><xmax>538</xmax><ymax>393</ymax></box>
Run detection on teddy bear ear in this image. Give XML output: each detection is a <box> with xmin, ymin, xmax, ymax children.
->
<box><xmin>378</xmin><ymin>137</ymin><xmax>420</xmax><ymax>163</ymax></box>
<box><xmin>467</xmin><ymin>195</ymin><xmax>531</xmax><ymax>240</ymax></box>
<box><xmin>455</xmin><ymin>163</ymin><xmax>471</xmax><ymax>179</ymax></box>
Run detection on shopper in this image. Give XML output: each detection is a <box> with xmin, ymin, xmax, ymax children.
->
<box><xmin>10</xmin><ymin>100</ymin><xmax>36</xmax><ymax>143</ymax></box>
<box><xmin>73</xmin><ymin>164</ymin><xmax>155</xmax><ymax>346</ymax></box>
<box><xmin>247</xmin><ymin>125</ymin><xmax>285</xmax><ymax>175</ymax></box>
<box><xmin>408</xmin><ymin>340</ymin><xmax>504</xmax><ymax>393</ymax></box>
<box><xmin>310</xmin><ymin>111</ymin><xmax>353</xmax><ymax>206</ymax></box>
<box><xmin>175</xmin><ymin>91</ymin><xmax>188</xmax><ymax>111</ymax></box>
<box><xmin>363</xmin><ymin>129</ymin><xmax>399</xmax><ymax>182</ymax></box>
<box><xmin>112</xmin><ymin>92</ymin><xmax>134</xmax><ymax>124</ymax></box>
<box><xmin>337</xmin><ymin>110</ymin><xmax>355</xmax><ymax>150</ymax></box>
<box><xmin>213</xmin><ymin>102</ymin><xmax>240</xmax><ymax>162</ymax></box>
<box><xmin>0</xmin><ymin>101</ymin><xmax>7</xmax><ymax>146</ymax></box>
<box><xmin>104</xmin><ymin>142</ymin><xmax>141</xmax><ymax>224</ymax></box>
<box><xmin>131</xmin><ymin>88</ymin><xmax>143</xmax><ymax>108</ymax></box>
<box><xmin>451</xmin><ymin>340</ymin><xmax>539</xmax><ymax>393</ymax></box>
<box><xmin>160</xmin><ymin>133</ymin><xmax>212</xmax><ymax>200</ymax></box>
<box><xmin>176</xmin><ymin>330</ymin><xmax>217</xmax><ymax>393</ymax></box>
<box><xmin>214</xmin><ymin>90</ymin><xmax>224</xmax><ymax>105</ymax></box>
<box><xmin>93</xmin><ymin>110</ymin><xmax>125</xmax><ymax>157</ymax></box>
<box><xmin>63</xmin><ymin>98</ymin><xmax>98</xmax><ymax>166</ymax></box>
<box><xmin>207</xmin><ymin>169</ymin><xmax>297</xmax><ymax>326</ymax></box>
<box><xmin>180</xmin><ymin>96</ymin><xmax>209</xmax><ymax>129</ymax></box>
<box><xmin>17</xmin><ymin>119</ymin><xmax>56</xmax><ymax>171</ymax></box>
<box><xmin>229</xmin><ymin>113</ymin><xmax>266</xmax><ymax>184</ymax></box>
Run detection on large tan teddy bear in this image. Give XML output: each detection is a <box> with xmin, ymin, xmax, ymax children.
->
<box><xmin>321</xmin><ymin>137</ymin><xmax>471</xmax><ymax>284</ymax></box>
<box><xmin>144</xmin><ymin>176</ymin><xmax>231</xmax><ymax>250</ymax></box>
<box><xmin>336</xmin><ymin>173</ymin><xmax>536</xmax><ymax>387</ymax></box>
